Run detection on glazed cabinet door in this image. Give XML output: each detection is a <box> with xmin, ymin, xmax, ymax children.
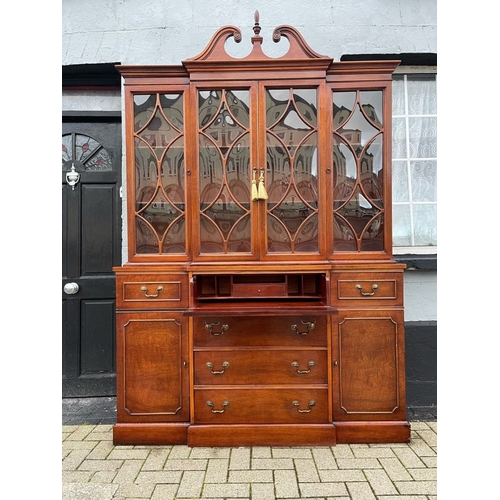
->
<box><xmin>332</xmin><ymin>309</ymin><xmax>406</xmax><ymax>421</ymax></box>
<box><xmin>260</xmin><ymin>84</ymin><xmax>325</xmax><ymax>258</ymax></box>
<box><xmin>191</xmin><ymin>82</ymin><xmax>326</xmax><ymax>260</ymax></box>
<box><xmin>193</xmin><ymin>85</ymin><xmax>259</xmax><ymax>259</ymax></box>
<box><xmin>128</xmin><ymin>89</ymin><xmax>189</xmax><ymax>259</ymax></box>
<box><xmin>116</xmin><ymin>312</ymin><xmax>189</xmax><ymax>423</ymax></box>
<box><xmin>328</xmin><ymin>82</ymin><xmax>393</xmax><ymax>256</ymax></box>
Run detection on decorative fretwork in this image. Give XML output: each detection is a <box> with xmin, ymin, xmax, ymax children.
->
<box><xmin>265</xmin><ymin>88</ymin><xmax>319</xmax><ymax>253</ymax></box>
<box><xmin>332</xmin><ymin>90</ymin><xmax>385</xmax><ymax>252</ymax></box>
<box><xmin>133</xmin><ymin>93</ymin><xmax>186</xmax><ymax>254</ymax></box>
<box><xmin>198</xmin><ymin>89</ymin><xmax>252</xmax><ymax>254</ymax></box>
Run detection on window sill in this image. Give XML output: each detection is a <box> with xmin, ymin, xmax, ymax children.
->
<box><xmin>394</xmin><ymin>254</ymin><xmax>437</xmax><ymax>270</ymax></box>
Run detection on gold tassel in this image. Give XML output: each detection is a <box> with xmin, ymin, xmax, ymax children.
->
<box><xmin>257</xmin><ymin>168</ymin><xmax>268</xmax><ymax>200</ymax></box>
<box><xmin>251</xmin><ymin>168</ymin><xmax>259</xmax><ymax>201</ymax></box>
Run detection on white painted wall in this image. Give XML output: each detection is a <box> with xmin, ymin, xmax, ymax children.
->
<box><xmin>62</xmin><ymin>0</ymin><xmax>437</xmax><ymax>322</ymax></box>
<box><xmin>62</xmin><ymin>0</ymin><xmax>436</xmax><ymax>65</ymax></box>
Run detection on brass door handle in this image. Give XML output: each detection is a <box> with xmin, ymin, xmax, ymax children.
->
<box><xmin>355</xmin><ymin>284</ymin><xmax>378</xmax><ymax>296</ymax></box>
<box><xmin>206</xmin><ymin>361</ymin><xmax>229</xmax><ymax>374</ymax></box>
<box><xmin>291</xmin><ymin>361</ymin><xmax>315</xmax><ymax>374</ymax></box>
<box><xmin>291</xmin><ymin>319</ymin><xmax>316</xmax><ymax>335</ymax></box>
<box><xmin>140</xmin><ymin>285</ymin><xmax>163</xmax><ymax>298</ymax></box>
<box><xmin>292</xmin><ymin>400</ymin><xmax>316</xmax><ymax>413</ymax></box>
<box><xmin>207</xmin><ymin>400</ymin><xmax>229</xmax><ymax>413</ymax></box>
<box><xmin>205</xmin><ymin>321</ymin><xmax>229</xmax><ymax>336</ymax></box>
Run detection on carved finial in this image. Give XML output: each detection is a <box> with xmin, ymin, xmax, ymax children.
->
<box><xmin>253</xmin><ymin>10</ymin><xmax>261</xmax><ymax>35</ymax></box>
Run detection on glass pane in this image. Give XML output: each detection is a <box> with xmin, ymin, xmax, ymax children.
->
<box><xmin>361</xmin><ymin>135</ymin><xmax>383</xmax><ymax>207</ymax></box>
<box><xmin>226</xmin><ymin>90</ymin><xmax>250</xmax><ymax>128</ymax></box>
<box><xmin>360</xmin><ymin>91</ymin><xmax>383</xmax><ymax>127</ymax></box>
<box><xmin>134</xmin><ymin>94</ymin><xmax>156</xmax><ymax>132</ymax></box>
<box><xmin>160</xmin><ymin>94</ymin><xmax>184</xmax><ymax>128</ymax></box>
<box><xmin>227</xmin><ymin>133</ymin><xmax>251</xmax><ymax>205</ymax></box>
<box><xmin>392</xmin><ymin>76</ymin><xmax>405</xmax><ymax>115</ymax></box>
<box><xmin>333</xmin><ymin>136</ymin><xmax>357</xmax><ymax>206</ymax></box>
<box><xmin>392</xmin><ymin>117</ymin><xmax>407</xmax><ymax>159</ymax></box>
<box><xmin>392</xmin><ymin>204</ymin><xmax>412</xmax><ymax>246</ymax></box>
<box><xmin>162</xmin><ymin>136</ymin><xmax>185</xmax><ymax>209</ymax></box>
<box><xmin>338</xmin><ymin>105</ymin><xmax>379</xmax><ymax>154</ymax></box>
<box><xmin>295</xmin><ymin>214</ymin><xmax>319</xmax><ymax>252</ymax></box>
<box><xmin>199</xmin><ymin>135</ymin><xmax>223</xmax><ymax>207</ymax></box>
<box><xmin>136</xmin><ymin>218</ymin><xmax>159</xmax><ymax>254</ymax></box>
<box><xmin>266</xmin><ymin>132</ymin><xmax>291</xmax><ymax>207</ymax></box>
<box><xmin>409</xmin><ymin>117</ymin><xmax>437</xmax><ymax>158</ymax></box>
<box><xmin>76</xmin><ymin>134</ymin><xmax>100</xmax><ymax>163</ymax></box>
<box><xmin>407</xmin><ymin>75</ymin><xmax>437</xmax><ymax>115</ymax></box>
<box><xmin>85</xmin><ymin>148</ymin><xmax>112</xmax><ymax>171</ymax></box>
<box><xmin>333</xmin><ymin>215</ymin><xmax>357</xmax><ymax>251</ymax></box>
<box><xmin>162</xmin><ymin>218</ymin><xmax>186</xmax><ymax>254</ymax></box>
<box><xmin>360</xmin><ymin>215</ymin><xmax>384</xmax><ymax>251</ymax></box>
<box><xmin>294</xmin><ymin>132</ymin><xmax>318</xmax><ymax>202</ymax></box>
<box><xmin>267</xmin><ymin>215</ymin><xmax>292</xmax><ymax>253</ymax></box>
<box><xmin>392</xmin><ymin>161</ymin><xmax>409</xmax><ymax>203</ymax></box>
<box><xmin>410</xmin><ymin>160</ymin><xmax>437</xmax><ymax>202</ymax></box>
<box><xmin>266</xmin><ymin>89</ymin><xmax>290</xmax><ymax>126</ymax></box>
<box><xmin>135</xmin><ymin>136</ymin><xmax>158</xmax><ymax>211</ymax></box>
<box><xmin>337</xmin><ymin>187</ymin><xmax>381</xmax><ymax>239</ymax></box>
<box><xmin>333</xmin><ymin>92</ymin><xmax>356</xmax><ymax>128</ymax></box>
<box><xmin>293</xmin><ymin>88</ymin><xmax>317</xmax><ymax>127</ymax></box>
<box><xmin>413</xmin><ymin>204</ymin><xmax>437</xmax><ymax>246</ymax></box>
<box><xmin>62</xmin><ymin>135</ymin><xmax>72</xmax><ymax>164</ymax></box>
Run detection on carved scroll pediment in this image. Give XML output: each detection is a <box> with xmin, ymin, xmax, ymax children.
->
<box><xmin>185</xmin><ymin>11</ymin><xmax>330</xmax><ymax>64</ymax></box>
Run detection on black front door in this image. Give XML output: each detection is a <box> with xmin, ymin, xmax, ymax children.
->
<box><xmin>62</xmin><ymin>119</ymin><xmax>121</xmax><ymax>397</ymax></box>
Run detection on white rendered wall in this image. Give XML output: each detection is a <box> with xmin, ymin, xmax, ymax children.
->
<box><xmin>62</xmin><ymin>90</ymin><xmax>121</xmax><ymax>112</ymax></box>
<box><xmin>62</xmin><ymin>0</ymin><xmax>436</xmax><ymax>65</ymax></box>
<box><xmin>404</xmin><ymin>270</ymin><xmax>437</xmax><ymax>322</ymax></box>
<box><xmin>62</xmin><ymin>0</ymin><xmax>437</xmax><ymax>323</ymax></box>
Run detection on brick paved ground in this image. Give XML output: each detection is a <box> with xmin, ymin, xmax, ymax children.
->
<box><xmin>62</xmin><ymin>421</ymin><xmax>437</xmax><ymax>500</ymax></box>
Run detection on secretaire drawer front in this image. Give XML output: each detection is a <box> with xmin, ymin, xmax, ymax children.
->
<box><xmin>194</xmin><ymin>350</ymin><xmax>328</xmax><ymax>385</ymax></box>
<box><xmin>116</xmin><ymin>274</ymin><xmax>188</xmax><ymax>309</ymax></box>
<box><xmin>194</xmin><ymin>388</ymin><xmax>329</xmax><ymax>424</ymax></box>
<box><xmin>193</xmin><ymin>316</ymin><xmax>327</xmax><ymax>347</ymax></box>
<box><xmin>332</xmin><ymin>273</ymin><xmax>403</xmax><ymax>306</ymax></box>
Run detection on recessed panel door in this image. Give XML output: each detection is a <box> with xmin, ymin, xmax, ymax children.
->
<box><xmin>62</xmin><ymin>120</ymin><xmax>122</xmax><ymax>397</ymax></box>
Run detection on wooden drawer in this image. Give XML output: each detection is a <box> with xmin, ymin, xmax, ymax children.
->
<box><xmin>331</xmin><ymin>272</ymin><xmax>403</xmax><ymax>307</ymax></box>
<box><xmin>194</xmin><ymin>349</ymin><xmax>327</xmax><ymax>385</ymax></box>
<box><xmin>194</xmin><ymin>388</ymin><xmax>329</xmax><ymax>424</ymax></box>
<box><xmin>116</xmin><ymin>274</ymin><xmax>188</xmax><ymax>309</ymax></box>
<box><xmin>193</xmin><ymin>315</ymin><xmax>327</xmax><ymax>348</ymax></box>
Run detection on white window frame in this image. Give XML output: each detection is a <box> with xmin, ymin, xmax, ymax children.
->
<box><xmin>392</xmin><ymin>66</ymin><xmax>437</xmax><ymax>255</ymax></box>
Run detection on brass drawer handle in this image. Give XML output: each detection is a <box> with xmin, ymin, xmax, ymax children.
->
<box><xmin>355</xmin><ymin>283</ymin><xmax>378</xmax><ymax>296</ymax></box>
<box><xmin>206</xmin><ymin>361</ymin><xmax>229</xmax><ymax>374</ymax></box>
<box><xmin>205</xmin><ymin>321</ymin><xmax>229</xmax><ymax>336</ymax></box>
<box><xmin>291</xmin><ymin>361</ymin><xmax>315</xmax><ymax>374</ymax></box>
<box><xmin>291</xmin><ymin>319</ymin><xmax>316</xmax><ymax>335</ymax></box>
<box><xmin>140</xmin><ymin>285</ymin><xmax>163</xmax><ymax>298</ymax></box>
<box><xmin>207</xmin><ymin>400</ymin><xmax>229</xmax><ymax>413</ymax></box>
<box><xmin>292</xmin><ymin>400</ymin><xmax>316</xmax><ymax>413</ymax></box>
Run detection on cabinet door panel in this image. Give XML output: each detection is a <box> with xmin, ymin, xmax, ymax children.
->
<box><xmin>116</xmin><ymin>312</ymin><xmax>189</xmax><ymax>422</ymax></box>
<box><xmin>332</xmin><ymin>310</ymin><xmax>406</xmax><ymax>421</ymax></box>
